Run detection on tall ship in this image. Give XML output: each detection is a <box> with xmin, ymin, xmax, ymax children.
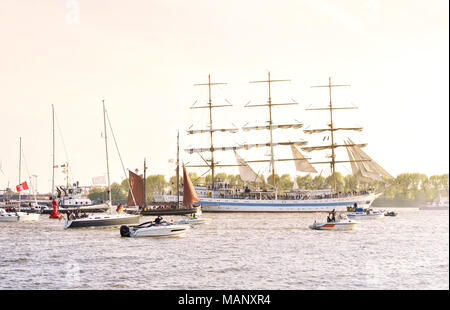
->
<box><xmin>155</xmin><ymin>73</ymin><xmax>392</xmax><ymax>212</ymax></box>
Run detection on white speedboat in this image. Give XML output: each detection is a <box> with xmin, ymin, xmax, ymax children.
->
<box><xmin>120</xmin><ymin>217</ymin><xmax>191</xmax><ymax>237</ymax></box>
<box><xmin>309</xmin><ymin>213</ymin><xmax>359</xmax><ymax>231</ymax></box>
<box><xmin>0</xmin><ymin>209</ymin><xmax>40</xmax><ymax>222</ymax></box>
<box><xmin>173</xmin><ymin>216</ymin><xmax>211</xmax><ymax>225</ymax></box>
<box><xmin>64</xmin><ymin>213</ymin><xmax>140</xmax><ymax>229</ymax></box>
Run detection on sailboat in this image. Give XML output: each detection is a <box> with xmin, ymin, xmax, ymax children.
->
<box><xmin>0</xmin><ymin>138</ymin><xmax>40</xmax><ymax>222</ymax></box>
<box><xmin>174</xmin><ymin>164</ymin><xmax>211</xmax><ymax>225</ymax></box>
<box><xmin>140</xmin><ymin>132</ymin><xmax>200</xmax><ymax>216</ymax></box>
<box><xmin>157</xmin><ymin>74</ymin><xmax>391</xmax><ymax>212</ymax></box>
<box><xmin>64</xmin><ymin>101</ymin><xmax>140</xmax><ymax>228</ymax></box>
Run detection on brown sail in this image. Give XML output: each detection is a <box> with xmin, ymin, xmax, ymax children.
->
<box><xmin>127</xmin><ymin>170</ymin><xmax>144</xmax><ymax>206</ymax></box>
<box><xmin>183</xmin><ymin>164</ymin><xmax>199</xmax><ymax>207</ymax></box>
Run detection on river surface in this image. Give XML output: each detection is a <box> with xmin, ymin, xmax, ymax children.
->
<box><xmin>0</xmin><ymin>207</ymin><xmax>448</xmax><ymax>290</ymax></box>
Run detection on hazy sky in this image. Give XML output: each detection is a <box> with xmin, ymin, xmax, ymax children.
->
<box><xmin>0</xmin><ymin>0</ymin><xmax>448</xmax><ymax>193</ymax></box>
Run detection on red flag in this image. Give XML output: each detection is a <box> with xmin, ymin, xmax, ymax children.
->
<box><xmin>16</xmin><ymin>181</ymin><xmax>29</xmax><ymax>192</ymax></box>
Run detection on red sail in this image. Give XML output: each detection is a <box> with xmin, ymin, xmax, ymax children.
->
<box><xmin>183</xmin><ymin>165</ymin><xmax>199</xmax><ymax>207</ymax></box>
<box><xmin>127</xmin><ymin>170</ymin><xmax>145</xmax><ymax>206</ymax></box>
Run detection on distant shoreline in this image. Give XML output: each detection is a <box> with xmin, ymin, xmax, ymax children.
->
<box><xmin>372</xmin><ymin>199</ymin><xmax>428</xmax><ymax>208</ymax></box>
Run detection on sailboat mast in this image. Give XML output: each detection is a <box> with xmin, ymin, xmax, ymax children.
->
<box><xmin>18</xmin><ymin>137</ymin><xmax>21</xmax><ymax>211</ymax></box>
<box><xmin>51</xmin><ymin>105</ymin><xmax>55</xmax><ymax>198</ymax></box>
<box><xmin>176</xmin><ymin>131</ymin><xmax>180</xmax><ymax>208</ymax></box>
<box><xmin>102</xmin><ymin>100</ymin><xmax>112</xmax><ymax>205</ymax></box>
<box><xmin>143</xmin><ymin>158</ymin><xmax>147</xmax><ymax>207</ymax></box>
<box><xmin>327</xmin><ymin>77</ymin><xmax>337</xmax><ymax>194</ymax></box>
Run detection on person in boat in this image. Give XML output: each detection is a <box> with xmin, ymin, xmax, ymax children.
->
<box><xmin>330</xmin><ymin>209</ymin><xmax>336</xmax><ymax>222</ymax></box>
<box><xmin>154</xmin><ymin>216</ymin><xmax>163</xmax><ymax>224</ymax></box>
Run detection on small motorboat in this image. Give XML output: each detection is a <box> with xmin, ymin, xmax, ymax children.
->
<box><xmin>309</xmin><ymin>211</ymin><xmax>359</xmax><ymax>231</ymax></box>
<box><xmin>347</xmin><ymin>207</ymin><xmax>385</xmax><ymax>219</ymax></box>
<box><xmin>0</xmin><ymin>209</ymin><xmax>40</xmax><ymax>222</ymax></box>
<box><xmin>120</xmin><ymin>216</ymin><xmax>191</xmax><ymax>237</ymax></box>
<box><xmin>384</xmin><ymin>211</ymin><xmax>398</xmax><ymax>217</ymax></box>
<box><xmin>173</xmin><ymin>215</ymin><xmax>211</xmax><ymax>225</ymax></box>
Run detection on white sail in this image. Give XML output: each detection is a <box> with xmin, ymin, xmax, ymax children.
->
<box><xmin>349</xmin><ymin>139</ymin><xmax>393</xmax><ymax>179</ymax></box>
<box><xmin>345</xmin><ymin>141</ymin><xmax>375</xmax><ymax>183</ymax></box>
<box><xmin>345</xmin><ymin>139</ymin><xmax>392</xmax><ymax>182</ymax></box>
<box><xmin>292</xmin><ymin>177</ymin><xmax>299</xmax><ymax>190</ymax></box>
<box><xmin>290</xmin><ymin>145</ymin><xmax>317</xmax><ymax>173</ymax></box>
<box><xmin>234</xmin><ymin>151</ymin><xmax>263</xmax><ymax>183</ymax></box>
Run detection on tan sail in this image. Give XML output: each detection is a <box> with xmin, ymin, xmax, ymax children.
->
<box><xmin>290</xmin><ymin>145</ymin><xmax>317</xmax><ymax>173</ymax></box>
<box><xmin>345</xmin><ymin>141</ymin><xmax>376</xmax><ymax>183</ymax></box>
<box><xmin>347</xmin><ymin>139</ymin><xmax>392</xmax><ymax>180</ymax></box>
<box><xmin>234</xmin><ymin>151</ymin><xmax>263</xmax><ymax>183</ymax></box>
<box><xmin>183</xmin><ymin>164</ymin><xmax>200</xmax><ymax>207</ymax></box>
<box><xmin>127</xmin><ymin>170</ymin><xmax>144</xmax><ymax>206</ymax></box>
<box><xmin>344</xmin><ymin>139</ymin><xmax>392</xmax><ymax>182</ymax></box>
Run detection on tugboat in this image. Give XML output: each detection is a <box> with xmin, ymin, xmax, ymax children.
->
<box><xmin>309</xmin><ymin>209</ymin><xmax>359</xmax><ymax>231</ymax></box>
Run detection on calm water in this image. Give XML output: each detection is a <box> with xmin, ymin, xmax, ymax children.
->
<box><xmin>0</xmin><ymin>207</ymin><xmax>448</xmax><ymax>290</ymax></box>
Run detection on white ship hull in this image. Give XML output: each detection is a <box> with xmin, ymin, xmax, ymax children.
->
<box><xmin>155</xmin><ymin>192</ymin><xmax>381</xmax><ymax>212</ymax></box>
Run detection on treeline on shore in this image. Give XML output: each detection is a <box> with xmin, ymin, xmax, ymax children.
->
<box><xmin>87</xmin><ymin>172</ymin><xmax>449</xmax><ymax>204</ymax></box>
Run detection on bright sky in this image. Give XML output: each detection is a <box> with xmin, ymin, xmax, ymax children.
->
<box><xmin>0</xmin><ymin>0</ymin><xmax>448</xmax><ymax>193</ymax></box>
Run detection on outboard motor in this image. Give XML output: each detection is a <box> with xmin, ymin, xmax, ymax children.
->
<box><xmin>120</xmin><ymin>225</ymin><xmax>131</xmax><ymax>237</ymax></box>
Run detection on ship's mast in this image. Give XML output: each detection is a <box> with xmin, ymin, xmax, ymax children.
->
<box><xmin>305</xmin><ymin>77</ymin><xmax>368</xmax><ymax>194</ymax></box>
<box><xmin>190</xmin><ymin>74</ymin><xmax>230</xmax><ymax>190</ymax></box>
<box><xmin>247</xmin><ymin>71</ymin><xmax>298</xmax><ymax>187</ymax></box>
<box><xmin>186</xmin><ymin>72</ymin><xmax>308</xmax><ymax>190</ymax></box>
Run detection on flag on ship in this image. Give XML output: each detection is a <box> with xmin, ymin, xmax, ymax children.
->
<box><xmin>116</xmin><ymin>204</ymin><xmax>124</xmax><ymax>214</ymax></box>
<box><xmin>16</xmin><ymin>181</ymin><xmax>29</xmax><ymax>192</ymax></box>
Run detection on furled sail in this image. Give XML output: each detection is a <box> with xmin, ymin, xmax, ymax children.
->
<box><xmin>183</xmin><ymin>164</ymin><xmax>200</xmax><ymax>207</ymax></box>
<box><xmin>290</xmin><ymin>145</ymin><xmax>317</xmax><ymax>173</ymax></box>
<box><xmin>234</xmin><ymin>151</ymin><xmax>263</xmax><ymax>183</ymax></box>
<box><xmin>242</xmin><ymin>124</ymin><xmax>303</xmax><ymax>131</ymax></box>
<box><xmin>186</xmin><ymin>141</ymin><xmax>307</xmax><ymax>153</ymax></box>
<box><xmin>240</xmin><ymin>141</ymin><xmax>307</xmax><ymax>150</ymax></box>
<box><xmin>127</xmin><ymin>170</ymin><xmax>144</xmax><ymax>206</ymax></box>
<box><xmin>304</xmin><ymin>127</ymin><xmax>363</xmax><ymax>134</ymax></box>
<box><xmin>187</xmin><ymin>128</ymin><xmax>239</xmax><ymax>134</ymax></box>
<box><xmin>302</xmin><ymin>143</ymin><xmax>367</xmax><ymax>152</ymax></box>
<box><xmin>185</xmin><ymin>145</ymin><xmax>242</xmax><ymax>153</ymax></box>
